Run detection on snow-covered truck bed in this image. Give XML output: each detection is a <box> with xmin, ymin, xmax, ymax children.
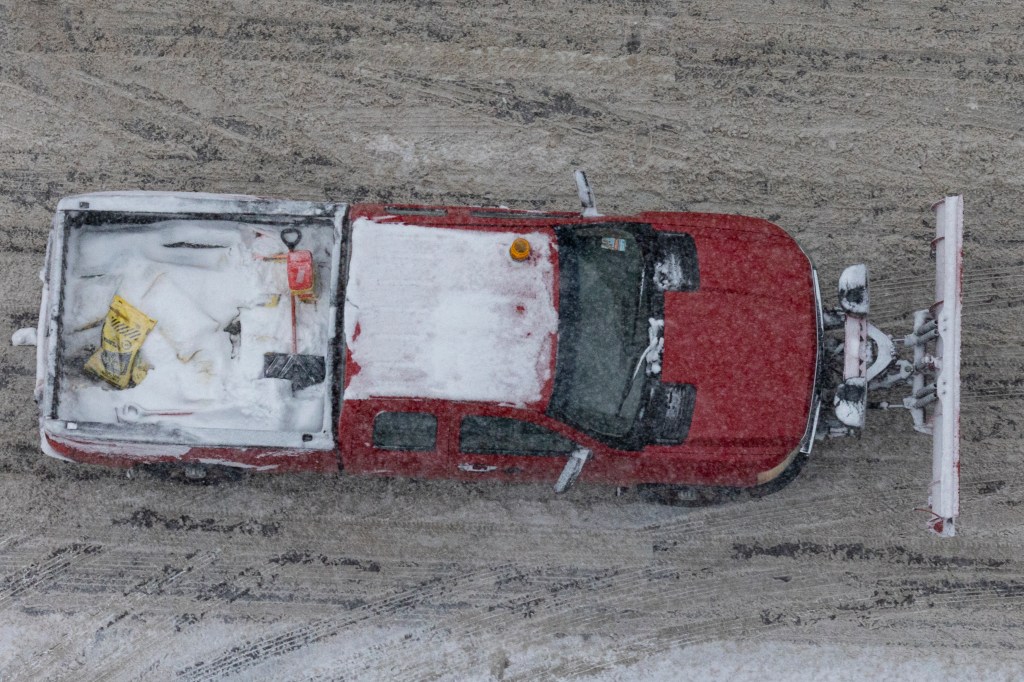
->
<box><xmin>36</xmin><ymin>193</ymin><xmax>345</xmax><ymax>467</ymax></box>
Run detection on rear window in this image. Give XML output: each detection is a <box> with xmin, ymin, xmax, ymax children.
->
<box><xmin>373</xmin><ymin>412</ymin><xmax>437</xmax><ymax>451</ymax></box>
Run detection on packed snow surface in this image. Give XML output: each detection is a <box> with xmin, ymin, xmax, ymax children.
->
<box><xmin>57</xmin><ymin>219</ymin><xmax>334</xmax><ymax>435</ymax></box>
<box><xmin>343</xmin><ymin>219</ymin><xmax>558</xmax><ymax>405</ymax></box>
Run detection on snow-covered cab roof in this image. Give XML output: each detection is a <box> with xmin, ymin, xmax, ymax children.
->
<box><xmin>343</xmin><ymin>219</ymin><xmax>558</xmax><ymax>405</ymax></box>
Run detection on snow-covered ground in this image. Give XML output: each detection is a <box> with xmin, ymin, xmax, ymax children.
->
<box><xmin>2</xmin><ymin>0</ymin><xmax>1023</xmax><ymax>679</ymax></box>
<box><xmin>586</xmin><ymin>641</ymin><xmax>1024</xmax><ymax>681</ymax></box>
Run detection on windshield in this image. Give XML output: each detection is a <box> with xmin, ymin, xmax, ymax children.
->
<box><xmin>549</xmin><ymin>224</ymin><xmax>650</xmax><ymax>441</ymax></box>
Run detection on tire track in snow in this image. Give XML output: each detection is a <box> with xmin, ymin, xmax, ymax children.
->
<box><xmin>163</xmin><ymin>509</ymin><xmax>656</xmax><ymax>679</ymax></box>
<box><xmin>545</xmin><ymin>560</ymin><xmax>1024</xmax><ymax>678</ymax></box>
<box><xmin>0</xmin><ymin>542</ymin><xmax>104</xmax><ymax>612</ymax></box>
<box><xmin>173</xmin><ymin>562</ymin><xmax>514</xmax><ymax>681</ymax></box>
<box><xmin>11</xmin><ymin>548</ymin><xmax>221</xmax><ymax>682</ymax></box>
<box><xmin>376</xmin><ymin>567</ymin><xmax>830</xmax><ymax>682</ymax></box>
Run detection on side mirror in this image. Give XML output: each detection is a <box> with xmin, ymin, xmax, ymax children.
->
<box><xmin>554</xmin><ymin>448</ymin><xmax>591</xmax><ymax>493</ymax></box>
<box><xmin>573</xmin><ymin>170</ymin><xmax>600</xmax><ymax>217</ymax></box>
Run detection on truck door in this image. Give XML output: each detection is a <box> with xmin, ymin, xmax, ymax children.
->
<box><xmin>339</xmin><ymin>399</ymin><xmax>451</xmax><ymax>479</ymax></box>
<box><xmin>452</xmin><ymin>413</ymin><xmax>577</xmax><ymax>483</ymax></box>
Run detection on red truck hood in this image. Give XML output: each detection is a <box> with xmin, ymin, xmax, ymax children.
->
<box><xmin>660</xmin><ymin>225</ymin><xmax>818</xmax><ymax>449</ymax></box>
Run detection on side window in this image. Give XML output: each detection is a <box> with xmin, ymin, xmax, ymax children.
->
<box><xmin>373</xmin><ymin>412</ymin><xmax>437</xmax><ymax>451</ymax></box>
<box><xmin>460</xmin><ymin>416</ymin><xmax>575</xmax><ymax>457</ymax></box>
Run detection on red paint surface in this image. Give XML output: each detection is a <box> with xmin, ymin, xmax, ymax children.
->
<box><xmin>661</xmin><ymin>228</ymin><xmax>817</xmax><ymax>448</ymax></box>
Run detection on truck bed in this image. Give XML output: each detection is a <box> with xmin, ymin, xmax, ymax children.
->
<box><xmin>40</xmin><ymin>193</ymin><xmax>344</xmax><ymax>451</ymax></box>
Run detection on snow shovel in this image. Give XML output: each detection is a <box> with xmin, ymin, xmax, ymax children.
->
<box><xmin>263</xmin><ymin>228</ymin><xmax>325</xmax><ymax>391</ymax></box>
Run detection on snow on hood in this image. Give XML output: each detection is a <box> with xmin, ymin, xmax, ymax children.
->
<box><xmin>343</xmin><ymin>219</ymin><xmax>558</xmax><ymax>405</ymax></box>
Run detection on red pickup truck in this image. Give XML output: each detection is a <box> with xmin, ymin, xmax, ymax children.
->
<box><xmin>22</xmin><ymin>177</ymin><xmax>961</xmax><ymax>528</ymax></box>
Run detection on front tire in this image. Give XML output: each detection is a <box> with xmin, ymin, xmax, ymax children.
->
<box><xmin>636</xmin><ymin>451</ymin><xmax>809</xmax><ymax>507</ymax></box>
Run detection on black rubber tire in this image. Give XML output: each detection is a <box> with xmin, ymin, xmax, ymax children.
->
<box><xmin>636</xmin><ymin>451</ymin><xmax>810</xmax><ymax>507</ymax></box>
<box><xmin>138</xmin><ymin>462</ymin><xmax>246</xmax><ymax>485</ymax></box>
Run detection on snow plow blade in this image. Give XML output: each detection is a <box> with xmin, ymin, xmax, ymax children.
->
<box><xmin>914</xmin><ymin>195</ymin><xmax>963</xmax><ymax>536</ymax></box>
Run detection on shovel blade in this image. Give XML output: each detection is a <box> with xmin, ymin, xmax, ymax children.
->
<box><xmin>263</xmin><ymin>352</ymin><xmax>325</xmax><ymax>391</ymax></box>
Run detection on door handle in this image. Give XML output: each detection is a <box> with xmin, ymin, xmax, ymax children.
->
<box><xmin>458</xmin><ymin>463</ymin><xmax>498</xmax><ymax>473</ymax></box>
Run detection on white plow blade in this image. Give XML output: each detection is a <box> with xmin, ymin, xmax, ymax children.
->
<box><xmin>928</xmin><ymin>195</ymin><xmax>963</xmax><ymax>536</ymax></box>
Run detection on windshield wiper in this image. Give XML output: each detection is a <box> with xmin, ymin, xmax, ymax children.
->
<box><xmin>632</xmin><ymin>318</ymin><xmax>664</xmax><ymax>379</ymax></box>
<box><xmin>616</xmin><ymin>318</ymin><xmax>664</xmax><ymax>416</ymax></box>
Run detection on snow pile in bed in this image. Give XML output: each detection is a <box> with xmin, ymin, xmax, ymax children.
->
<box><xmin>58</xmin><ymin>219</ymin><xmax>332</xmax><ymax>433</ymax></box>
<box><xmin>343</xmin><ymin>219</ymin><xmax>558</xmax><ymax>405</ymax></box>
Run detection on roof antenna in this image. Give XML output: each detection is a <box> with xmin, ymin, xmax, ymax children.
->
<box><xmin>574</xmin><ymin>170</ymin><xmax>600</xmax><ymax>217</ymax></box>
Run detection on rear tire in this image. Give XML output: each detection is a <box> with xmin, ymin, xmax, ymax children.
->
<box><xmin>139</xmin><ymin>462</ymin><xmax>246</xmax><ymax>485</ymax></box>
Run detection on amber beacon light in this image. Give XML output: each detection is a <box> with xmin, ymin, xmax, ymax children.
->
<box><xmin>509</xmin><ymin>238</ymin><xmax>531</xmax><ymax>261</ymax></box>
